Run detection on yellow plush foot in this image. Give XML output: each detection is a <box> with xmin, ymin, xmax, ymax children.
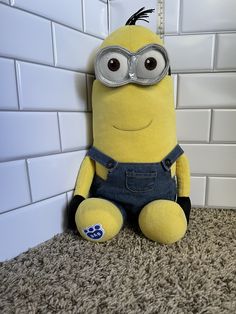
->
<box><xmin>75</xmin><ymin>198</ymin><xmax>123</xmax><ymax>242</ymax></box>
<box><xmin>138</xmin><ymin>200</ymin><xmax>187</xmax><ymax>244</ymax></box>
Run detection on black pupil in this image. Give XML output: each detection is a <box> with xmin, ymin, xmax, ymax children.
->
<box><xmin>145</xmin><ymin>57</ymin><xmax>157</xmax><ymax>71</ymax></box>
<box><xmin>108</xmin><ymin>58</ymin><xmax>120</xmax><ymax>71</ymax></box>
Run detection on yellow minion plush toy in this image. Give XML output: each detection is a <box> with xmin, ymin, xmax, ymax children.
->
<box><xmin>68</xmin><ymin>8</ymin><xmax>191</xmax><ymax>244</ymax></box>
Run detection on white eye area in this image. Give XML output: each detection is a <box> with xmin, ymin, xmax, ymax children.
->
<box><xmin>136</xmin><ymin>50</ymin><xmax>166</xmax><ymax>79</ymax></box>
<box><xmin>98</xmin><ymin>52</ymin><xmax>128</xmax><ymax>83</ymax></box>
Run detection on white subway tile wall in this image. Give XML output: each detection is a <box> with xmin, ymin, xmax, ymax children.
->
<box><xmin>163</xmin><ymin>0</ymin><xmax>236</xmax><ymax>214</ymax></box>
<box><xmin>58</xmin><ymin>112</ymin><xmax>92</xmax><ymax>151</ymax></box>
<box><xmin>0</xmin><ymin>58</ymin><xmax>18</xmax><ymax>110</ymax></box>
<box><xmin>1</xmin><ymin>0</ymin><xmax>236</xmax><ymax>260</ymax></box>
<box><xmin>16</xmin><ymin>62</ymin><xmax>87</xmax><ymax>111</ymax></box>
<box><xmin>0</xmin><ymin>160</ymin><xmax>31</xmax><ymax>213</ymax></box>
<box><xmin>165</xmin><ymin>0</ymin><xmax>179</xmax><ymax>34</ymax></box>
<box><xmin>83</xmin><ymin>0</ymin><xmax>108</xmax><ymax>39</ymax></box>
<box><xmin>181</xmin><ymin>0</ymin><xmax>236</xmax><ymax>33</ymax></box>
<box><xmin>0</xmin><ymin>0</ymin><xmax>106</xmax><ymax>261</ymax></box>
<box><xmin>0</xmin><ymin>194</ymin><xmax>67</xmax><ymax>261</ymax></box>
<box><xmin>215</xmin><ymin>34</ymin><xmax>236</xmax><ymax>70</ymax></box>
<box><xmin>0</xmin><ymin>4</ymin><xmax>54</xmax><ymax>65</ymax></box>
<box><xmin>27</xmin><ymin>150</ymin><xmax>86</xmax><ymax>202</ymax></box>
<box><xmin>52</xmin><ymin>23</ymin><xmax>102</xmax><ymax>73</ymax></box>
<box><xmin>165</xmin><ymin>35</ymin><xmax>215</xmax><ymax>72</ymax></box>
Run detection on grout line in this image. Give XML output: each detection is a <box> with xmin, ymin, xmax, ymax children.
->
<box><xmin>178</xmin><ymin>0</ymin><xmax>183</xmax><ymax>35</ymax></box>
<box><xmin>0</xmin><ymin>147</ymin><xmax>89</xmax><ymax>164</ymax></box>
<box><xmin>190</xmin><ymin>173</ymin><xmax>236</xmax><ymax>178</ymax></box>
<box><xmin>106</xmin><ymin>0</ymin><xmax>110</xmax><ymax>35</ymax></box>
<box><xmin>180</xmin><ymin>143</ymin><xmax>236</xmax><ymax>146</ymax></box>
<box><xmin>177</xmin><ymin>106</ymin><xmax>236</xmax><ymax>110</ymax></box>
<box><xmin>0</xmin><ymin>55</ymin><xmax>95</xmax><ymax>76</ymax></box>
<box><xmin>81</xmin><ymin>0</ymin><xmax>85</xmax><ymax>32</ymax></box>
<box><xmin>0</xmin><ymin>191</ymin><xmax>70</xmax><ymax>216</ymax></box>
<box><xmin>56</xmin><ymin>113</ymin><xmax>63</xmax><ymax>152</ymax></box>
<box><xmin>0</xmin><ymin>109</ymin><xmax>91</xmax><ymax>113</ymax></box>
<box><xmin>204</xmin><ymin>176</ymin><xmax>209</xmax><ymax>207</ymax></box>
<box><xmin>50</xmin><ymin>22</ymin><xmax>56</xmax><ymax>66</ymax></box>
<box><xmin>13</xmin><ymin>60</ymin><xmax>20</xmax><ymax>110</ymax></box>
<box><xmin>211</xmin><ymin>34</ymin><xmax>217</xmax><ymax>71</ymax></box>
<box><xmin>85</xmin><ymin>74</ymin><xmax>90</xmax><ymax>112</ymax></box>
<box><xmin>172</xmin><ymin>30</ymin><xmax>236</xmax><ymax>36</ymax></box>
<box><xmin>208</xmin><ymin>109</ymin><xmax>214</xmax><ymax>143</ymax></box>
<box><xmin>107</xmin><ymin>0</ymin><xmax>111</xmax><ymax>34</ymax></box>
<box><xmin>172</xmin><ymin>69</ymin><xmax>236</xmax><ymax>74</ymax></box>
<box><xmin>25</xmin><ymin>159</ymin><xmax>33</xmax><ymax>203</ymax></box>
<box><xmin>212</xmin><ymin>33</ymin><xmax>218</xmax><ymax>71</ymax></box>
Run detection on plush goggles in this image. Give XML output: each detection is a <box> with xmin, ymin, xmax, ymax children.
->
<box><xmin>95</xmin><ymin>44</ymin><xmax>170</xmax><ymax>87</ymax></box>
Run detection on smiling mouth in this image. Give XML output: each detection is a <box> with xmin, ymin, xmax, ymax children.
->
<box><xmin>113</xmin><ymin>120</ymin><xmax>152</xmax><ymax>132</ymax></box>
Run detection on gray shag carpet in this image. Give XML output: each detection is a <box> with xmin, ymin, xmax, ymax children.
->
<box><xmin>0</xmin><ymin>208</ymin><xmax>236</xmax><ymax>314</ymax></box>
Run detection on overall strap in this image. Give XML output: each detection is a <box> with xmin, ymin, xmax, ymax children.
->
<box><xmin>161</xmin><ymin>144</ymin><xmax>184</xmax><ymax>171</ymax></box>
<box><xmin>87</xmin><ymin>146</ymin><xmax>118</xmax><ymax>171</ymax></box>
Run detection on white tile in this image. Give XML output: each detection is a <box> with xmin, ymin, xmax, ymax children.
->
<box><xmin>53</xmin><ymin>23</ymin><xmax>102</xmax><ymax>73</ymax></box>
<box><xmin>109</xmin><ymin>0</ymin><xmax>157</xmax><ymax>33</ymax></box>
<box><xmin>181</xmin><ymin>0</ymin><xmax>236</xmax><ymax>33</ymax></box>
<box><xmin>0</xmin><ymin>0</ymin><xmax>9</xmax><ymax>4</ymax></box>
<box><xmin>178</xmin><ymin>73</ymin><xmax>236</xmax><ymax>108</ymax></box>
<box><xmin>0</xmin><ymin>112</ymin><xmax>60</xmax><ymax>161</ymax></box>
<box><xmin>164</xmin><ymin>35</ymin><xmax>214</xmax><ymax>72</ymax></box>
<box><xmin>0</xmin><ymin>194</ymin><xmax>67</xmax><ymax>261</ymax></box>
<box><xmin>86</xmin><ymin>74</ymin><xmax>95</xmax><ymax>111</ymax></box>
<box><xmin>0</xmin><ymin>58</ymin><xmax>18</xmax><ymax>110</ymax></box>
<box><xmin>182</xmin><ymin>144</ymin><xmax>236</xmax><ymax>176</ymax></box>
<box><xmin>165</xmin><ymin>0</ymin><xmax>179</xmax><ymax>34</ymax></box>
<box><xmin>216</xmin><ymin>34</ymin><xmax>236</xmax><ymax>70</ymax></box>
<box><xmin>59</xmin><ymin>112</ymin><xmax>92</xmax><ymax>151</ymax></box>
<box><xmin>212</xmin><ymin>110</ymin><xmax>236</xmax><ymax>142</ymax></box>
<box><xmin>190</xmin><ymin>176</ymin><xmax>206</xmax><ymax>207</ymax></box>
<box><xmin>207</xmin><ymin>177</ymin><xmax>236</xmax><ymax>208</ymax></box>
<box><xmin>16</xmin><ymin>61</ymin><xmax>87</xmax><ymax>111</ymax></box>
<box><xmin>0</xmin><ymin>160</ymin><xmax>31</xmax><ymax>213</ymax></box>
<box><xmin>27</xmin><ymin>150</ymin><xmax>86</xmax><ymax>202</ymax></box>
<box><xmin>0</xmin><ymin>4</ymin><xmax>53</xmax><ymax>64</ymax></box>
<box><xmin>12</xmin><ymin>0</ymin><xmax>83</xmax><ymax>31</ymax></box>
<box><xmin>176</xmin><ymin>109</ymin><xmax>211</xmax><ymax>142</ymax></box>
<box><xmin>83</xmin><ymin>0</ymin><xmax>108</xmax><ymax>38</ymax></box>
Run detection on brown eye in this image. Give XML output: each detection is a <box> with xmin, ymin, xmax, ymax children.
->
<box><xmin>108</xmin><ymin>58</ymin><xmax>120</xmax><ymax>71</ymax></box>
<box><xmin>145</xmin><ymin>57</ymin><xmax>157</xmax><ymax>71</ymax></box>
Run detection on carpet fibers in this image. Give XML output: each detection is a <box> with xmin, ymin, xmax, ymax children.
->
<box><xmin>0</xmin><ymin>208</ymin><xmax>236</xmax><ymax>314</ymax></box>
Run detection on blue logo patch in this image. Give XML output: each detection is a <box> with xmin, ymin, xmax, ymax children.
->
<box><xmin>83</xmin><ymin>224</ymin><xmax>105</xmax><ymax>240</ymax></box>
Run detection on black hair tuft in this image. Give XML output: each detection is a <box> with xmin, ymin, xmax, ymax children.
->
<box><xmin>125</xmin><ymin>7</ymin><xmax>155</xmax><ymax>26</ymax></box>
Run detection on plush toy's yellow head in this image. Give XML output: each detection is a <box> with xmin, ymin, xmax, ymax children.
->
<box><xmin>92</xmin><ymin>24</ymin><xmax>177</xmax><ymax>163</ymax></box>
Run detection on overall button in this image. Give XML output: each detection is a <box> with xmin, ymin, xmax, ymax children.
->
<box><xmin>165</xmin><ymin>159</ymin><xmax>171</xmax><ymax>167</ymax></box>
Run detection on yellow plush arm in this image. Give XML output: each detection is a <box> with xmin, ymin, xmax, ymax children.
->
<box><xmin>176</xmin><ymin>154</ymin><xmax>190</xmax><ymax>197</ymax></box>
<box><xmin>74</xmin><ymin>156</ymin><xmax>95</xmax><ymax>198</ymax></box>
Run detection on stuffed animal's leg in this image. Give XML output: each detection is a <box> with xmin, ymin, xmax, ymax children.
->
<box><xmin>75</xmin><ymin>198</ymin><xmax>123</xmax><ymax>242</ymax></box>
<box><xmin>138</xmin><ymin>200</ymin><xmax>187</xmax><ymax>244</ymax></box>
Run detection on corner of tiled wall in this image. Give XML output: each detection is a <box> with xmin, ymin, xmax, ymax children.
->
<box><xmin>0</xmin><ymin>0</ymin><xmax>107</xmax><ymax>261</ymax></box>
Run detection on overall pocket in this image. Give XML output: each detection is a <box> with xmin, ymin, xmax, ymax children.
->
<box><xmin>126</xmin><ymin>170</ymin><xmax>157</xmax><ymax>193</ymax></box>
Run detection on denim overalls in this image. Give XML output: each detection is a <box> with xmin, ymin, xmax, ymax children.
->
<box><xmin>87</xmin><ymin>145</ymin><xmax>184</xmax><ymax>220</ymax></box>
